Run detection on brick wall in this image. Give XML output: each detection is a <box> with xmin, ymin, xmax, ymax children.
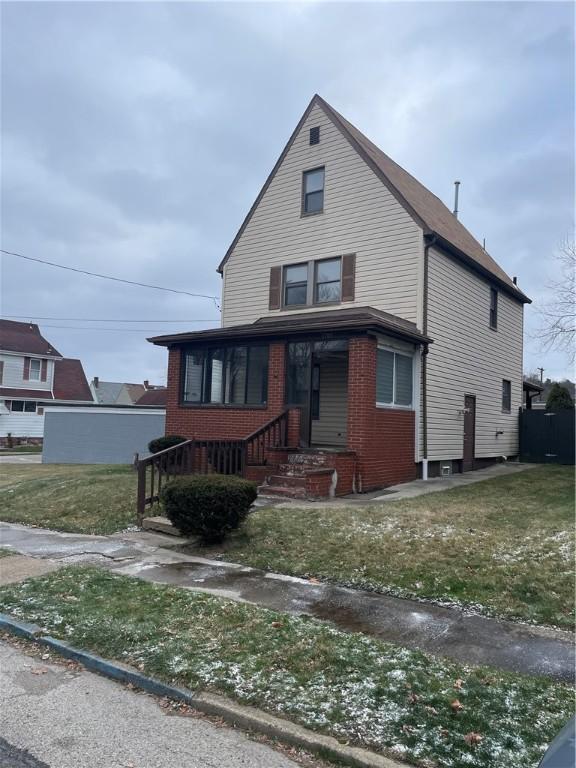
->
<box><xmin>347</xmin><ymin>336</ymin><xmax>417</xmax><ymax>491</ymax></box>
<box><xmin>165</xmin><ymin>342</ymin><xmax>299</xmax><ymax>443</ymax></box>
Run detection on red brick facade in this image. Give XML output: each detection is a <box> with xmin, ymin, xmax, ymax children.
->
<box><xmin>347</xmin><ymin>337</ymin><xmax>417</xmax><ymax>491</ymax></box>
<box><xmin>165</xmin><ymin>335</ymin><xmax>417</xmax><ymax>494</ymax></box>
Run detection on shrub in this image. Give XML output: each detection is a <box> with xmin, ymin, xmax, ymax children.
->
<box><xmin>161</xmin><ymin>474</ymin><xmax>257</xmax><ymax>544</ymax></box>
<box><xmin>148</xmin><ymin>435</ymin><xmax>187</xmax><ymax>454</ymax></box>
<box><xmin>546</xmin><ymin>383</ymin><xmax>574</xmax><ymax>411</ymax></box>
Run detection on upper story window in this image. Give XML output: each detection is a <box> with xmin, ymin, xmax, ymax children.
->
<box><xmin>502</xmin><ymin>379</ymin><xmax>511</xmax><ymax>413</ymax></box>
<box><xmin>376</xmin><ymin>348</ymin><xmax>414</xmax><ymax>408</ymax></box>
<box><xmin>314</xmin><ymin>258</ymin><xmax>341</xmax><ymax>303</ymax></box>
<box><xmin>29</xmin><ymin>359</ymin><xmax>42</xmax><ymax>381</ymax></box>
<box><xmin>284</xmin><ymin>263</ymin><xmax>309</xmax><ymax>307</ymax></box>
<box><xmin>302</xmin><ymin>167</ymin><xmax>324</xmax><ymax>215</ymax></box>
<box><xmin>182</xmin><ymin>344</ymin><xmax>269</xmax><ymax>406</ymax></box>
<box><xmin>490</xmin><ymin>288</ymin><xmax>498</xmax><ymax>330</ymax></box>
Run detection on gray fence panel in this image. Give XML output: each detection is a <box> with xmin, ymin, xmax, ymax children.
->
<box><xmin>43</xmin><ymin>410</ymin><xmax>165</xmax><ymax>464</ymax></box>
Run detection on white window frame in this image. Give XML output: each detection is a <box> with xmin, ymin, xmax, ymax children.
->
<box><xmin>376</xmin><ymin>344</ymin><xmax>415</xmax><ymax>410</ymax></box>
<box><xmin>29</xmin><ymin>358</ymin><xmax>42</xmax><ymax>381</ymax></box>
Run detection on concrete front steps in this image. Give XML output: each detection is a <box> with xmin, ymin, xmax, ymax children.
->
<box><xmin>257</xmin><ymin>450</ymin><xmax>355</xmax><ymax>500</ymax></box>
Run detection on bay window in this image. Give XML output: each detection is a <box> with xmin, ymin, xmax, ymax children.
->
<box><xmin>182</xmin><ymin>345</ymin><xmax>269</xmax><ymax>406</ymax></box>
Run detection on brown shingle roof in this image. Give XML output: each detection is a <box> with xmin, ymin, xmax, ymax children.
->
<box><xmin>136</xmin><ymin>388</ymin><xmax>167</xmax><ymax>406</ymax></box>
<box><xmin>0</xmin><ymin>388</ymin><xmax>54</xmax><ymax>400</ymax></box>
<box><xmin>0</xmin><ymin>320</ymin><xmax>62</xmax><ymax>357</ymax></box>
<box><xmin>217</xmin><ymin>95</ymin><xmax>530</xmax><ymax>303</ymax></box>
<box><xmin>53</xmin><ymin>358</ymin><xmax>93</xmax><ymax>402</ymax></box>
<box><xmin>149</xmin><ymin>306</ymin><xmax>431</xmax><ymax>347</ymax></box>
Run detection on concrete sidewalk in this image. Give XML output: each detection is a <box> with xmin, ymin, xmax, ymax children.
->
<box><xmin>0</xmin><ymin>521</ymin><xmax>573</xmax><ymax>682</ymax></box>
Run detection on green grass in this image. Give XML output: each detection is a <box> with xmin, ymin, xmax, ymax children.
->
<box><xmin>0</xmin><ymin>567</ymin><xmax>572</xmax><ymax>768</ymax></box>
<box><xmin>0</xmin><ymin>445</ymin><xmax>42</xmax><ymax>454</ymax></box>
<box><xmin>205</xmin><ymin>466</ymin><xmax>575</xmax><ymax>629</ymax></box>
<box><xmin>0</xmin><ymin>548</ymin><xmax>15</xmax><ymax>558</ymax></box>
<box><xmin>0</xmin><ymin>464</ymin><xmax>136</xmax><ymax>534</ymax></box>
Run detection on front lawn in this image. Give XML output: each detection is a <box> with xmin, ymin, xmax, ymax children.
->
<box><xmin>0</xmin><ymin>566</ymin><xmax>572</xmax><ymax>768</ymax></box>
<box><xmin>0</xmin><ymin>464</ymin><xmax>136</xmax><ymax>534</ymax></box>
<box><xmin>208</xmin><ymin>466</ymin><xmax>575</xmax><ymax>629</ymax></box>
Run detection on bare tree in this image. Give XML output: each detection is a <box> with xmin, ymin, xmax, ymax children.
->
<box><xmin>535</xmin><ymin>238</ymin><xmax>575</xmax><ymax>361</ymax></box>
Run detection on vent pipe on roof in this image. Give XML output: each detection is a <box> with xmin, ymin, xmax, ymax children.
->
<box><xmin>513</xmin><ymin>276</ymin><xmax>518</xmax><ymax>285</ymax></box>
<box><xmin>93</xmin><ymin>377</ymin><xmax>99</xmax><ymax>388</ymax></box>
<box><xmin>453</xmin><ymin>181</ymin><xmax>460</xmax><ymax>218</ymax></box>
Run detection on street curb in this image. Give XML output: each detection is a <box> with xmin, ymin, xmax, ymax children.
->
<box><xmin>0</xmin><ymin>613</ymin><xmax>405</xmax><ymax>768</ymax></box>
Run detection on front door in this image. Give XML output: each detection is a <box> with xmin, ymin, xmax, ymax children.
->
<box><xmin>462</xmin><ymin>395</ymin><xmax>476</xmax><ymax>472</ymax></box>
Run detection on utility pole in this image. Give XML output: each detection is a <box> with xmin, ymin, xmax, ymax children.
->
<box><xmin>537</xmin><ymin>367</ymin><xmax>545</xmax><ymax>402</ymax></box>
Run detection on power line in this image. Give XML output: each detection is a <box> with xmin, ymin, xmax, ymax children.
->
<box><xmin>0</xmin><ymin>248</ymin><xmax>220</xmax><ymax>303</ymax></box>
<box><xmin>1</xmin><ymin>315</ymin><xmax>217</xmax><ymax>323</ymax></box>
<box><xmin>35</xmin><ymin>324</ymin><xmax>219</xmax><ymax>333</ymax></box>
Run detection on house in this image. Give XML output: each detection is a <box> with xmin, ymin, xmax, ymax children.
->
<box><xmin>0</xmin><ymin>320</ymin><xmax>94</xmax><ymax>446</ymax></box>
<box><xmin>148</xmin><ymin>94</ymin><xmax>530</xmax><ymax>498</ymax></box>
<box><xmin>90</xmin><ymin>378</ymin><xmax>165</xmax><ymax>405</ymax></box>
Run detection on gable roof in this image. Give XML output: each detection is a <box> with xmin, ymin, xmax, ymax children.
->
<box><xmin>0</xmin><ymin>319</ymin><xmax>62</xmax><ymax>357</ymax></box>
<box><xmin>218</xmin><ymin>95</ymin><xmax>530</xmax><ymax>304</ymax></box>
<box><xmin>53</xmin><ymin>358</ymin><xmax>93</xmax><ymax>402</ymax></box>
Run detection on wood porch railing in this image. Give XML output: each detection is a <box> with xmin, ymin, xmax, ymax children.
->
<box><xmin>136</xmin><ymin>409</ymin><xmax>289</xmax><ymax>524</ymax></box>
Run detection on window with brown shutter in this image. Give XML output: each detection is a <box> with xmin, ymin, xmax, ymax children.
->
<box><xmin>23</xmin><ymin>357</ymin><xmax>30</xmax><ymax>380</ymax></box>
<box><xmin>268</xmin><ymin>266</ymin><xmax>282</xmax><ymax>310</ymax></box>
<box><xmin>341</xmin><ymin>253</ymin><xmax>356</xmax><ymax>302</ymax></box>
<box><xmin>0</xmin><ymin>361</ymin><xmax>3</xmax><ymax>385</ymax></box>
<box><xmin>41</xmin><ymin>359</ymin><xmax>48</xmax><ymax>382</ymax></box>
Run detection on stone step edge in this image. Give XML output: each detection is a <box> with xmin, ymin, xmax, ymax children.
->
<box><xmin>0</xmin><ymin>613</ymin><xmax>406</xmax><ymax>768</ymax></box>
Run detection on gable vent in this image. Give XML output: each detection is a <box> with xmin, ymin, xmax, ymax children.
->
<box><xmin>309</xmin><ymin>126</ymin><xmax>320</xmax><ymax>145</ymax></box>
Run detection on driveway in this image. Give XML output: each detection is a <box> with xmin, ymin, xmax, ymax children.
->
<box><xmin>0</xmin><ymin>454</ymin><xmax>42</xmax><ymax>464</ymax></box>
<box><xmin>0</xmin><ymin>640</ymin><xmax>302</xmax><ymax>768</ymax></box>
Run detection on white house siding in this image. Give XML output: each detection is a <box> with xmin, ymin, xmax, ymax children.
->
<box><xmin>0</xmin><ymin>409</ymin><xmax>45</xmax><ymax>438</ymax></box>
<box><xmin>425</xmin><ymin>247</ymin><xmax>523</xmax><ymax>462</ymax></box>
<box><xmin>0</xmin><ymin>353</ymin><xmax>53</xmax><ymax>391</ymax></box>
<box><xmin>221</xmin><ymin>103</ymin><xmax>423</xmax><ymax>328</ymax></box>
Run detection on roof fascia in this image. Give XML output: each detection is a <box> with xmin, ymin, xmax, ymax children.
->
<box><xmin>428</xmin><ymin>235</ymin><xmax>531</xmax><ymax>304</ymax></box>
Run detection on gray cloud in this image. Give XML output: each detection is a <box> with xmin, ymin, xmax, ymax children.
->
<box><xmin>1</xmin><ymin>1</ymin><xmax>574</xmax><ymax>384</ymax></box>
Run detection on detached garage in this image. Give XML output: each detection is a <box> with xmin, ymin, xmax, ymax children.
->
<box><xmin>42</xmin><ymin>405</ymin><xmax>165</xmax><ymax>464</ymax></box>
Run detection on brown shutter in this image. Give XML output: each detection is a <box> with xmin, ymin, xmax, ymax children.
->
<box><xmin>341</xmin><ymin>253</ymin><xmax>356</xmax><ymax>302</ymax></box>
<box><xmin>23</xmin><ymin>357</ymin><xmax>30</xmax><ymax>380</ymax></box>
<box><xmin>0</xmin><ymin>361</ymin><xmax>3</xmax><ymax>385</ymax></box>
<box><xmin>268</xmin><ymin>266</ymin><xmax>282</xmax><ymax>310</ymax></box>
<box><xmin>41</xmin><ymin>359</ymin><xmax>48</xmax><ymax>382</ymax></box>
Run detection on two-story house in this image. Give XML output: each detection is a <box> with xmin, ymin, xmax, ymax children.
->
<box><xmin>0</xmin><ymin>320</ymin><xmax>94</xmax><ymax>446</ymax></box>
<box><xmin>149</xmin><ymin>95</ymin><xmax>530</xmax><ymax>498</ymax></box>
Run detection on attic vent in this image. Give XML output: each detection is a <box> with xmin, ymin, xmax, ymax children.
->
<box><xmin>309</xmin><ymin>126</ymin><xmax>320</xmax><ymax>145</ymax></box>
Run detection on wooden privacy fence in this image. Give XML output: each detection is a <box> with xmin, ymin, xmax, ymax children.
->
<box><xmin>519</xmin><ymin>408</ymin><xmax>575</xmax><ymax>465</ymax></box>
<box><xmin>136</xmin><ymin>410</ymin><xmax>289</xmax><ymax>523</ymax></box>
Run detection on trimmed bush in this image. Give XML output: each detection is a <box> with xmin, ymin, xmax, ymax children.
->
<box><xmin>161</xmin><ymin>474</ymin><xmax>257</xmax><ymax>544</ymax></box>
<box><xmin>148</xmin><ymin>435</ymin><xmax>187</xmax><ymax>454</ymax></box>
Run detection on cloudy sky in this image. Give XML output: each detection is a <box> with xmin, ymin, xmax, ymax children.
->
<box><xmin>1</xmin><ymin>1</ymin><xmax>574</xmax><ymax>386</ymax></box>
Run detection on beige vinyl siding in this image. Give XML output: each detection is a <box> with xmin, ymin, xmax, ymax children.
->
<box><xmin>311</xmin><ymin>357</ymin><xmax>348</xmax><ymax>446</ymax></box>
<box><xmin>222</xmin><ymin>103</ymin><xmax>423</xmax><ymax>327</ymax></box>
<box><xmin>425</xmin><ymin>248</ymin><xmax>523</xmax><ymax>461</ymax></box>
<box><xmin>0</xmin><ymin>353</ymin><xmax>53</xmax><ymax>390</ymax></box>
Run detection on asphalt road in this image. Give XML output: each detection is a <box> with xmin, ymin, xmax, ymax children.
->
<box><xmin>0</xmin><ymin>640</ymin><xmax>300</xmax><ymax>768</ymax></box>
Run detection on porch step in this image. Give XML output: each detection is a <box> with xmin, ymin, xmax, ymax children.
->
<box><xmin>286</xmin><ymin>452</ymin><xmax>333</xmax><ymax>468</ymax></box>
<box><xmin>267</xmin><ymin>474</ymin><xmax>308</xmax><ymax>489</ymax></box>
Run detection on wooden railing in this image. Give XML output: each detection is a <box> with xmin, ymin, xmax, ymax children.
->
<box><xmin>136</xmin><ymin>410</ymin><xmax>290</xmax><ymax>524</ymax></box>
<box><xmin>245</xmin><ymin>409</ymin><xmax>289</xmax><ymax>466</ymax></box>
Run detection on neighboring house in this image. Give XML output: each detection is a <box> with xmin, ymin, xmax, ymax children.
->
<box><xmin>149</xmin><ymin>94</ymin><xmax>530</xmax><ymax>498</ymax></box>
<box><xmin>90</xmin><ymin>378</ymin><xmax>165</xmax><ymax>405</ymax></box>
<box><xmin>0</xmin><ymin>320</ymin><xmax>93</xmax><ymax>446</ymax></box>
<box><xmin>136</xmin><ymin>388</ymin><xmax>167</xmax><ymax>407</ymax></box>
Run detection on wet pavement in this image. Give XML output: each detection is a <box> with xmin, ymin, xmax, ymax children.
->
<box><xmin>1</xmin><ymin>522</ymin><xmax>574</xmax><ymax>682</ymax></box>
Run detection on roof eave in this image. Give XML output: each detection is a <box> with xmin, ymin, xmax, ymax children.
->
<box><xmin>427</xmin><ymin>234</ymin><xmax>531</xmax><ymax>304</ymax></box>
